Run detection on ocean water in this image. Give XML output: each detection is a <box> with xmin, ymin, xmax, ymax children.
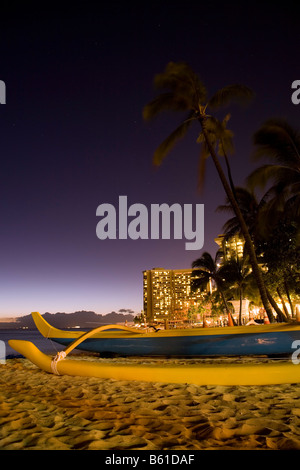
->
<box><xmin>0</xmin><ymin>329</ymin><xmax>65</xmax><ymax>359</ymax></box>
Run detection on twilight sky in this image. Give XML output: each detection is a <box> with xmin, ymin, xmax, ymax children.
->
<box><xmin>0</xmin><ymin>1</ymin><xmax>299</xmax><ymax>317</ymax></box>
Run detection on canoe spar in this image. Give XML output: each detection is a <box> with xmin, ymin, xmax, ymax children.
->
<box><xmin>50</xmin><ymin>323</ymin><xmax>145</xmax><ymax>374</ymax></box>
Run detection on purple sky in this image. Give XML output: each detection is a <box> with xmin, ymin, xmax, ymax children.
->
<box><xmin>0</xmin><ymin>1</ymin><xmax>299</xmax><ymax>317</ymax></box>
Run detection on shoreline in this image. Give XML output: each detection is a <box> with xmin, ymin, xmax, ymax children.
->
<box><xmin>1</xmin><ymin>356</ymin><xmax>300</xmax><ymax>450</ymax></box>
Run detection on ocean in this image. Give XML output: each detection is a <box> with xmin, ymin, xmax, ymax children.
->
<box><xmin>0</xmin><ymin>329</ymin><xmax>66</xmax><ymax>359</ymax></box>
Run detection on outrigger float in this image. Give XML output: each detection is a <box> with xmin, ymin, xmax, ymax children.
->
<box><xmin>7</xmin><ymin>312</ymin><xmax>300</xmax><ymax>385</ymax></box>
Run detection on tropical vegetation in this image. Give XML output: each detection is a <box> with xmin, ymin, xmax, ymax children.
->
<box><xmin>144</xmin><ymin>62</ymin><xmax>300</xmax><ymax>324</ymax></box>
<box><xmin>190</xmin><ymin>251</ymin><xmax>235</xmax><ymax>325</ymax></box>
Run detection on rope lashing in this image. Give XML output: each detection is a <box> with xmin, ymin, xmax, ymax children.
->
<box><xmin>49</xmin><ymin>324</ymin><xmax>145</xmax><ymax>375</ymax></box>
<box><xmin>50</xmin><ymin>351</ymin><xmax>66</xmax><ymax>375</ymax></box>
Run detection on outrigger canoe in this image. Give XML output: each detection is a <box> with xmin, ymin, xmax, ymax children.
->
<box><xmin>7</xmin><ymin>312</ymin><xmax>300</xmax><ymax>385</ymax></box>
<box><xmin>30</xmin><ymin>311</ymin><xmax>300</xmax><ymax>357</ymax></box>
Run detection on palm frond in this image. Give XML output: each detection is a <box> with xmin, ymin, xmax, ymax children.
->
<box><xmin>154</xmin><ymin>62</ymin><xmax>194</xmax><ymax>89</ymax></box>
<box><xmin>152</xmin><ymin>116</ymin><xmax>193</xmax><ymax>166</ymax></box>
<box><xmin>218</xmin><ymin>187</ymin><xmax>259</xmax><ymax>212</ymax></box>
<box><xmin>213</xmin><ymin>114</ymin><xmax>235</xmax><ymax>156</ymax></box>
<box><xmin>222</xmin><ymin>223</ymin><xmax>242</xmax><ymax>241</ymax></box>
<box><xmin>216</xmin><ymin>203</ymin><xmax>236</xmax><ymax>214</ymax></box>
<box><xmin>143</xmin><ymin>92</ymin><xmax>191</xmax><ymax>121</ymax></box>
<box><xmin>208</xmin><ymin>84</ymin><xmax>254</xmax><ymax>110</ymax></box>
<box><xmin>258</xmin><ymin>197</ymin><xmax>286</xmax><ymax>237</ymax></box>
<box><xmin>252</xmin><ymin>118</ymin><xmax>300</xmax><ymax>167</ymax></box>
<box><xmin>153</xmin><ymin>62</ymin><xmax>207</xmax><ymax>104</ymax></box>
<box><xmin>190</xmin><ymin>271</ymin><xmax>210</xmax><ymax>291</ymax></box>
<box><xmin>247</xmin><ymin>164</ymin><xmax>284</xmax><ymax>191</ymax></box>
<box><xmin>216</xmin><ymin>186</ymin><xmax>266</xmax><ymax>242</ymax></box>
<box><xmin>218</xmin><ymin>130</ymin><xmax>234</xmax><ymax>157</ymax></box>
<box><xmin>248</xmin><ymin>166</ymin><xmax>300</xmax><ymax>211</ymax></box>
<box><xmin>192</xmin><ymin>252</ymin><xmax>216</xmax><ymax>273</ymax></box>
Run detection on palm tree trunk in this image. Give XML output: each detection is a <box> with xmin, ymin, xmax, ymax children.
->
<box><xmin>219</xmin><ymin>289</ymin><xmax>235</xmax><ymax>326</ymax></box>
<box><xmin>202</xmin><ymin>311</ymin><xmax>207</xmax><ymax>328</ymax></box>
<box><xmin>284</xmin><ymin>280</ymin><xmax>294</xmax><ymax>317</ymax></box>
<box><xmin>221</xmin><ymin>143</ymin><xmax>238</xmax><ymax>202</ymax></box>
<box><xmin>199</xmin><ymin>116</ymin><xmax>275</xmax><ymax>322</ymax></box>
<box><xmin>219</xmin><ymin>289</ymin><xmax>230</xmax><ymax>313</ymax></box>
<box><xmin>266</xmin><ymin>288</ymin><xmax>287</xmax><ymax>322</ymax></box>
<box><xmin>277</xmin><ymin>287</ymin><xmax>290</xmax><ymax>320</ymax></box>
<box><xmin>239</xmin><ymin>288</ymin><xmax>243</xmax><ymax>326</ymax></box>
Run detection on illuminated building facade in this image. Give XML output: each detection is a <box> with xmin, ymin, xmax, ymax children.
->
<box><xmin>143</xmin><ymin>268</ymin><xmax>203</xmax><ymax>323</ymax></box>
<box><xmin>215</xmin><ymin>234</ymin><xmax>244</xmax><ymax>261</ymax></box>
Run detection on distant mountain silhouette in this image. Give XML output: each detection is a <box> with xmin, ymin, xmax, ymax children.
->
<box><xmin>0</xmin><ymin>311</ymin><xmax>135</xmax><ymax>329</ymax></box>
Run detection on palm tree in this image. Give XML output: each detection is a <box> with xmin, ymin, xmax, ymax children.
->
<box><xmin>247</xmin><ymin>118</ymin><xmax>300</xmax><ymax>220</ymax></box>
<box><xmin>143</xmin><ymin>61</ymin><xmax>274</xmax><ymax>321</ymax></box>
<box><xmin>216</xmin><ymin>187</ymin><xmax>266</xmax><ymax>242</ymax></box>
<box><xmin>258</xmin><ymin>216</ymin><xmax>300</xmax><ymax>320</ymax></box>
<box><xmin>246</xmin><ymin>118</ymin><xmax>300</xmax><ymax>320</ymax></box>
<box><xmin>218</xmin><ymin>249</ymin><xmax>252</xmax><ymax>325</ymax></box>
<box><xmin>191</xmin><ymin>251</ymin><xmax>235</xmax><ymax>326</ymax></box>
<box><xmin>217</xmin><ymin>188</ymin><xmax>289</xmax><ymax>322</ymax></box>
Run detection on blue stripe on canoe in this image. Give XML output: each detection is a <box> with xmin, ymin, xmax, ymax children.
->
<box><xmin>51</xmin><ymin>330</ymin><xmax>300</xmax><ymax>356</ymax></box>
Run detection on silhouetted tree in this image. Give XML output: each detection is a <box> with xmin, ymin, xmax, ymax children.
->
<box><xmin>144</xmin><ymin>62</ymin><xmax>274</xmax><ymax>321</ymax></box>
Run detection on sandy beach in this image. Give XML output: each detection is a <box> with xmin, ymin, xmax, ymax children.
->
<box><xmin>1</xmin><ymin>355</ymin><xmax>300</xmax><ymax>450</ymax></box>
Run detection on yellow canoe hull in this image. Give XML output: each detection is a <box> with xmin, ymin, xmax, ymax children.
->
<box><xmin>30</xmin><ymin>311</ymin><xmax>300</xmax><ymax>357</ymax></box>
<box><xmin>8</xmin><ymin>339</ymin><xmax>300</xmax><ymax>386</ymax></box>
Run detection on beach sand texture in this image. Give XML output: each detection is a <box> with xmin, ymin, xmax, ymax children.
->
<box><xmin>1</xmin><ymin>356</ymin><xmax>300</xmax><ymax>450</ymax></box>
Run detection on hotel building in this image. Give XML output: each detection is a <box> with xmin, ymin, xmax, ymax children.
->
<box><xmin>142</xmin><ymin>236</ymin><xmax>246</xmax><ymax>324</ymax></box>
<box><xmin>215</xmin><ymin>234</ymin><xmax>244</xmax><ymax>261</ymax></box>
<box><xmin>143</xmin><ymin>268</ymin><xmax>204</xmax><ymax>323</ymax></box>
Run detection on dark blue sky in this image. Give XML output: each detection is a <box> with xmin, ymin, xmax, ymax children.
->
<box><xmin>0</xmin><ymin>1</ymin><xmax>299</xmax><ymax>316</ymax></box>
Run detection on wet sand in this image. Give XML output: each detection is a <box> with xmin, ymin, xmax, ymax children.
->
<box><xmin>1</xmin><ymin>356</ymin><xmax>300</xmax><ymax>450</ymax></box>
